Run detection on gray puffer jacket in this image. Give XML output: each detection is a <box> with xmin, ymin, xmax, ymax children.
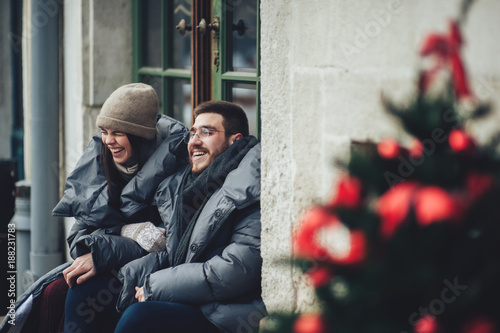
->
<box><xmin>53</xmin><ymin>114</ymin><xmax>187</xmax><ymax>271</ymax></box>
<box><xmin>0</xmin><ymin>115</ymin><xmax>187</xmax><ymax>333</ymax></box>
<box><xmin>116</xmin><ymin>143</ymin><xmax>267</xmax><ymax>333</ymax></box>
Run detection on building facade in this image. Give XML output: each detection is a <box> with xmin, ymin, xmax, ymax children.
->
<box><xmin>5</xmin><ymin>0</ymin><xmax>500</xmax><ymax>312</ymax></box>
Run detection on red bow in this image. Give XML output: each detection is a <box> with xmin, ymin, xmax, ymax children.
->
<box><xmin>419</xmin><ymin>20</ymin><xmax>472</xmax><ymax>99</ymax></box>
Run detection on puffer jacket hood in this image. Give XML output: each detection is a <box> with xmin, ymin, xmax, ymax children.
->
<box><xmin>52</xmin><ymin>114</ymin><xmax>187</xmax><ymax>227</ymax></box>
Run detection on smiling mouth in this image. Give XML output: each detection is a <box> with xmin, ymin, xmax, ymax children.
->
<box><xmin>109</xmin><ymin>148</ymin><xmax>124</xmax><ymax>154</ymax></box>
<box><xmin>192</xmin><ymin>151</ymin><xmax>207</xmax><ymax>158</ymax></box>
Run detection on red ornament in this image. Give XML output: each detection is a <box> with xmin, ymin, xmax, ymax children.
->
<box><xmin>415</xmin><ymin>315</ymin><xmax>440</xmax><ymax>333</ymax></box>
<box><xmin>449</xmin><ymin>129</ymin><xmax>475</xmax><ymax>153</ymax></box>
<box><xmin>341</xmin><ymin>230</ymin><xmax>366</xmax><ymax>264</ymax></box>
<box><xmin>466</xmin><ymin>171</ymin><xmax>494</xmax><ymax>200</ymax></box>
<box><xmin>378</xmin><ymin>138</ymin><xmax>400</xmax><ymax>159</ymax></box>
<box><xmin>294</xmin><ymin>208</ymin><xmax>366</xmax><ymax>265</ymax></box>
<box><xmin>420</xmin><ymin>33</ymin><xmax>450</xmax><ymax>58</ymax></box>
<box><xmin>294</xmin><ymin>313</ymin><xmax>327</xmax><ymax>333</ymax></box>
<box><xmin>409</xmin><ymin>139</ymin><xmax>424</xmax><ymax>159</ymax></box>
<box><xmin>414</xmin><ymin>186</ymin><xmax>457</xmax><ymax>226</ymax></box>
<box><xmin>294</xmin><ymin>207</ymin><xmax>333</xmax><ymax>260</ymax></box>
<box><xmin>462</xmin><ymin>317</ymin><xmax>496</xmax><ymax>333</ymax></box>
<box><xmin>450</xmin><ymin>51</ymin><xmax>471</xmax><ymax>98</ymax></box>
<box><xmin>419</xmin><ymin>20</ymin><xmax>472</xmax><ymax>99</ymax></box>
<box><xmin>448</xmin><ymin>21</ymin><xmax>471</xmax><ymax>98</ymax></box>
<box><xmin>317</xmin><ymin>220</ymin><xmax>367</xmax><ymax>265</ymax></box>
<box><xmin>330</xmin><ymin>176</ymin><xmax>363</xmax><ymax>209</ymax></box>
<box><xmin>376</xmin><ymin>182</ymin><xmax>419</xmax><ymax>238</ymax></box>
<box><xmin>306</xmin><ymin>265</ymin><xmax>332</xmax><ymax>288</ymax></box>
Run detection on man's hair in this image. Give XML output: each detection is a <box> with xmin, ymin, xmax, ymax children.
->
<box><xmin>193</xmin><ymin>101</ymin><xmax>249</xmax><ymax>137</ymax></box>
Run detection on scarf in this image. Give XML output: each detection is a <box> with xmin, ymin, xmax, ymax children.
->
<box><xmin>173</xmin><ymin>136</ymin><xmax>258</xmax><ymax>266</ymax></box>
<box><xmin>114</xmin><ymin>160</ymin><xmax>139</xmax><ymax>183</ymax></box>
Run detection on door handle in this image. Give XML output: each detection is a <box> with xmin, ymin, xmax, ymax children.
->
<box><xmin>232</xmin><ymin>19</ymin><xmax>247</xmax><ymax>36</ymax></box>
<box><xmin>176</xmin><ymin>19</ymin><xmax>192</xmax><ymax>35</ymax></box>
<box><xmin>197</xmin><ymin>18</ymin><xmax>219</xmax><ymax>35</ymax></box>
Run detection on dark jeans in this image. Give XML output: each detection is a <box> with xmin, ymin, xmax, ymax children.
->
<box><xmin>114</xmin><ymin>301</ymin><xmax>219</xmax><ymax>333</ymax></box>
<box><xmin>64</xmin><ymin>273</ymin><xmax>123</xmax><ymax>333</ymax></box>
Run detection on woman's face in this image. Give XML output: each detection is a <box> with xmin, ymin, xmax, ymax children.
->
<box><xmin>100</xmin><ymin>127</ymin><xmax>134</xmax><ymax>164</ymax></box>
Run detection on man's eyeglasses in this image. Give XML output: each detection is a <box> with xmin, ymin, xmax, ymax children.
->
<box><xmin>183</xmin><ymin>127</ymin><xmax>235</xmax><ymax>144</ymax></box>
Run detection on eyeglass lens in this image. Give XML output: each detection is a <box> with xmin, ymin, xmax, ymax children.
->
<box><xmin>183</xmin><ymin>127</ymin><xmax>211</xmax><ymax>143</ymax></box>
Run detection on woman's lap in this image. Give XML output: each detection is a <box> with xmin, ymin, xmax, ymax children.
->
<box><xmin>114</xmin><ymin>301</ymin><xmax>219</xmax><ymax>333</ymax></box>
<box><xmin>64</xmin><ymin>273</ymin><xmax>218</xmax><ymax>333</ymax></box>
<box><xmin>64</xmin><ymin>273</ymin><xmax>122</xmax><ymax>333</ymax></box>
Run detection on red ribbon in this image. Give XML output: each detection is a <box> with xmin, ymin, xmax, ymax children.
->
<box><xmin>419</xmin><ymin>20</ymin><xmax>472</xmax><ymax>99</ymax></box>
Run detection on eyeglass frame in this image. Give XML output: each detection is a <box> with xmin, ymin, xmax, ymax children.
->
<box><xmin>183</xmin><ymin>126</ymin><xmax>236</xmax><ymax>144</ymax></box>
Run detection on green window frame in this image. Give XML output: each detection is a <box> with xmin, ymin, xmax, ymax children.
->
<box><xmin>212</xmin><ymin>0</ymin><xmax>261</xmax><ymax>137</ymax></box>
<box><xmin>132</xmin><ymin>0</ymin><xmax>260</xmax><ymax>137</ymax></box>
<box><xmin>132</xmin><ymin>0</ymin><xmax>191</xmax><ymax>119</ymax></box>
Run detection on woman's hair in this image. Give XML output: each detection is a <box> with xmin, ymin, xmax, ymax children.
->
<box><xmin>100</xmin><ymin>133</ymin><xmax>156</xmax><ymax>192</ymax></box>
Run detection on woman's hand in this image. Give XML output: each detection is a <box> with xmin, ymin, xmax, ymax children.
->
<box><xmin>135</xmin><ymin>286</ymin><xmax>146</xmax><ymax>302</ymax></box>
<box><xmin>63</xmin><ymin>252</ymin><xmax>96</xmax><ymax>288</ymax></box>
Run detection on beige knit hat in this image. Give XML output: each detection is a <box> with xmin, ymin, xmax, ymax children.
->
<box><xmin>96</xmin><ymin>83</ymin><xmax>159</xmax><ymax>140</ymax></box>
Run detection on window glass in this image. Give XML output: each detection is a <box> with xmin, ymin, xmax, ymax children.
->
<box><xmin>227</xmin><ymin>0</ymin><xmax>257</xmax><ymax>72</ymax></box>
<box><xmin>140</xmin><ymin>75</ymin><xmax>162</xmax><ymax>107</ymax></box>
<box><xmin>172</xmin><ymin>79</ymin><xmax>192</xmax><ymax>126</ymax></box>
<box><xmin>229</xmin><ymin>82</ymin><xmax>257</xmax><ymax>136</ymax></box>
<box><xmin>142</xmin><ymin>0</ymin><xmax>162</xmax><ymax>67</ymax></box>
<box><xmin>172</xmin><ymin>0</ymin><xmax>192</xmax><ymax>69</ymax></box>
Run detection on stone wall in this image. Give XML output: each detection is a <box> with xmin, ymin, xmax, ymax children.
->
<box><xmin>63</xmin><ymin>0</ymin><xmax>132</xmax><ymax>176</ymax></box>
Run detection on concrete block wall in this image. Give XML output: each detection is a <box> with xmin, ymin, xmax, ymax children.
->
<box><xmin>260</xmin><ymin>0</ymin><xmax>500</xmax><ymax>312</ymax></box>
<box><xmin>20</xmin><ymin>0</ymin><xmax>131</xmax><ymax>187</ymax></box>
<box><xmin>64</xmin><ymin>0</ymin><xmax>132</xmax><ymax>176</ymax></box>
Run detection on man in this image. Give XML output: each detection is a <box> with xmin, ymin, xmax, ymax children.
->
<box><xmin>70</xmin><ymin>101</ymin><xmax>266</xmax><ymax>332</ymax></box>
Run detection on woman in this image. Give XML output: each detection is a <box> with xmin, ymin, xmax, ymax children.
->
<box><xmin>0</xmin><ymin>83</ymin><xmax>187</xmax><ymax>333</ymax></box>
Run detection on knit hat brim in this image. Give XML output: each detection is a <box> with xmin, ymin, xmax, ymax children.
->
<box><xmin>97</xmin><ymin>115</ymin><xmax>156</xmax><ymax>140</ymax></box>
<box><xmin>96</xmin><ymin>83</ymin><xmax>159</xmax><ymax>140</ymax></box>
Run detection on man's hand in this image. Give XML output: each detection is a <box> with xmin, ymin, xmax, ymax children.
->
<box><xmin>63</xmin><ymin>252</ymin><xmax>96</xmax><ymax>288</ymax></box>
<box><xmin>135</xmin><ymin>286</ymin><xmax>146</xmax><ymax>302</ymax></box>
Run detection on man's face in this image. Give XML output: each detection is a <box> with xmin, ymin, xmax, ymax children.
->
<box><xmin>188</xmin><ymin>113</ymin><xmax>233</xmax><ymax>174</ymax></box>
